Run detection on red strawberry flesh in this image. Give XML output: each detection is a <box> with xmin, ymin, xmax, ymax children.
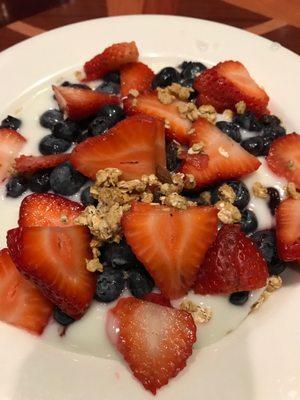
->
<box><xmin>120</xmin><ymin>61</ymin><xmax>154</xmax><ymax>97</ymax></box>
<box><xmin>15</xmin><ymin>153</ymin><xmax>70</xmax><ymax>174</ymax></box>
<box><xmin>0</xmin><ymin>128</ymin><xmax>26</xmax><ymax>182</ymax></box>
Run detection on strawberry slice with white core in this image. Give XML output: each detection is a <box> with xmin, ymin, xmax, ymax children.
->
<box><xmin>106</xmin><ymin>297</ymin><xmax>196</xmax><ymax>394</ymax></box>
<box><xmin>181</xmin><ymin>118</ymin><xmax>261</xmax><ymax>188</ymax></box>
<box><xmin>0</xmin><ymin>128</ymin><xmax>26</xmax><ymax>182</ymax></box>
<box><xmin>7</xmin><ymin>226</ymin><xmax>96</xmax><ymax>318</ymax></box>
<box><xmin>53</xmin><ymin>85</ymin><xmax>119</xmax><ymax>120</ymax></box>
<box><xmin>0</xmin><ymin>248</ymin><xmax>52</xmax><ymax>335</ymax></box>
<box><xmin>15</xmin><ymin>153</ymin><xmax>70</xmax><ymax>174</ymax></box>
<box><xmin>70</xmin><ymin>114</ymin><xmax>166</xmax><ymax>180</ymax></box>
<box><xmin>122</xmin><ymin>202</ymin><xmax>218</xmax><ymax>299</ymax></box>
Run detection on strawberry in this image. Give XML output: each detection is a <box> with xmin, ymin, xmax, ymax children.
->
<box><xmin>19</xmin><ymin>193</ymin><xmax>83</xmax><ymax>227</ymax></box>
<box><xmin>83</xmin><ymin>41</ymin><xmax>139</xmax><ymax>81</ymax></box>
<box><xmin>122</xmin><ymin>202</ymin><xmax>218</xmax><ymax>299</ymax></box>
<box><xmin>266</xmin><ymin>133</ymin><xmax>300</xmax><ymax>188</ymax></box>
<box><xmin>53</xmin><ymin>85</ymin><xmax>119</xmax><ymax>120</ymax></box>
<box><xmin>15</xmin><ymin>153</ymin><xmax>69</xmax><ymax>174</ymax></box>
<box><xmin>142</xmin><ymin>292</ymin><xmax>172</xmax><ymax>307</ymax></box>
<box><xmin>70</xmin><ymin>114</ymin><xmax>166</xmax><ymax>180</ymax></box>
<box><xmin>194</xmin><ymin>61</ymin><xmax>269</xmax><ymax>116</ymax></box>
<box><xmin>0</xmin><ymin>128</ymin><xmax>26</xmax><ymax>182</ymax></box>
<box><xmin>194</xmin><ymin>224</ymin><xmax>268</xmax><ymax>295</ymax></box>
<box><xmin>180</xmin><ymin>118</ymin><xmax>261</xmax><ymax>188</ymax></box>
<box><xmin>124</xmin><ymin>91</ymin><xmax>192</xmax><ymax>144</ymax></box>
<box><xmin>120</xmin><ymin>62</ymin><xmax>154</xmax><ymax>97</ymax></box>
<box><xmin>276</xmin><ymin>198</ymin><xmax>300</xmax><ymax>261</ymax></box>
<box><xmin>7</xmin><ymin>226</ymin><xmax>96</xmax><ymax>318</ymax></box>
<box><xmin>106</xmin><ymin>297</ymin><xmax>196</xmax><ymax>394</ymax></box>
<box><xmin>0</xmin><ymin>248</ymin><xmax>52</xmax><ymax>335</ymax></box>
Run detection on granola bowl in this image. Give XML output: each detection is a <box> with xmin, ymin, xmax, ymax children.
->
<box><xmin>0</xmin><ymin>15</ymin><xmax>300</xmax><ymax>400</ymax></box>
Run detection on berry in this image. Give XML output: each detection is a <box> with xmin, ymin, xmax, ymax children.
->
<box><xmin>233</xmin><ymin>111</ymin><xmax>262</xmax><ymax>131</ymax></box>
<box><xmin>267</xmin><ymin>187</ymin><xmax>280</xmax><ymax>215</ymax></box>
<box><xmin>88</xmin><ymin>115</ymin><xmax>112</xmax><ymax>136</ymax></box>
<box><xmin>71</xmin><ymin>115</ymin><xmax>166</xmax><ymax>180</ymax></box>
<box><xmin>28</xmin><ymin>170</ymin><xmax>51</xmax><ymax>193</ymax></box>
<box><xmin>15</xmin><ymin>153</ymin><xmax>70</xmax><ymax>174</ymax></box>
<box><xmin>80</xmin><ymin>186</ymin><xmax>97</xmax><ymax>207</ymax></box>
<box><xmin>152</xmin><ymin>67</ymin><xmax>180</xmax><ymax>89</ymax></box>
<box><xmin>0</xmin><ymin>249</ymin><xmax>52</xmax><ymax>335</ymax></box>
<box><xmin>166</xmin><ymin>141</ymin><xmax>180</xmax><ymax>171</ymax></box>
<box><xmin>142</xmin><ymin>292</ymin><xmax>172</xmax><ymax>307</ymax></box>
<box><xmin>194</xmin><ymin>224</ymin><xmax>268</xmax><ymax>294</ymax></box>
<box><xmin>97</xmin><ymin>104</ymin><xmax>125</xmax><ymax>125</ymax></box>
<box><xmin>251</xmin><ymin>229</ymin><xmax>278</xmax><ymax>265</ymax></box>
<box><xmin>1</xmin><ymin>115</ymin><xmax>22</xmax><ymax>130</ymax></box>
<box><xmin>122</xmin><ymin>202</ymin><xmax>218</xmax><ymax>299</ymax></box>
<box><xmin>180</xmin><ymin>61</ymin><xmax>207</xmax><ymax>80</ymax></box>
<box><xmin>262</xmin><ymin>124</ymin><xmax>286</xmax><ymax>139</ymax></box>
<box><xmin>102</xmin><ymin>240</ymin><xmax>138</xmax><ymax>269</ymax></box>
<box><xmin>39</xmin><ymin>134</ymin><xmax>71</xmax><ymax>155</ymax></box>
<box><xmin>120</xmin><ymin>61</ymin><xmax>154</xmax><ymax>97</ymax></box>
<box><xmin>83</xmin><ymin>41</ymin><xmax>139</xmax><ymax>81</ymax></box>
<box><xmin>0</xmin><ymin>128</ymin><xmax>26</xmax><ymax>182</ymax></box>
<box><xmin>39</xmin><ymin>109</ymin><xmax>64</xmax><ymax>129</ymax></box>
<box><xmin>52</xmin><ymin>120</ymin><xmax>80</xmax><ymax>142</ymax></box>
<box><xmin>7</xmin><ymin>225</ymin><xmax>96</xmax><ymax>318</ymax></box>
<box><xmin>179</xmin><ymin>78</ymin><xmax>194</xmax><ymax>88</ymax></box>
<box><xmin>260</xmin><ymin>114</ymin><xmax>281</xmax><ymax>127</ymax></box>
<box><xmin>211</xmin><ymin>180</ymin><xmax>250</xmax><ymax>210</ymax></box>
<box><xmin>95</xmin><ymin>81</ymin><xmax>120</xmax><ymax>95</ymax></box>
<box><xmin>61</xmin><ymin>81</ymin><xmax>90</xmax><ymax>90</ymax></box>
<box><xmin>216</xmin><ymin>121</ymin><xmax>241</xmax><ymax>142</ymax></box>
<box><xmin>240</xmin><ymin>209</ymin><xmax>258</xmax><ymax>233</ymax></box>
<box><xmin>103</xmin><ymin>71</ymin><xmax>120</xmax><ymax>84</ymax></box>
<box><xmin>94</xmin><ymin>267</ymin><xmax>124</xmax><ymax>303</ymax></box>
<box><xmin>53</xmin><ymin>306</ymin><xmax>75</xmax><ymax>326</ymax></box>
<box><xmin>127</xmin><ymin>267</ymin><xmax>154</xmax><ymax>298</ymax></box>
<box><xmin>6</xmin><ymin>175</ymin><xmax>28</xmax><ymax>198</ymax></box>
<box><xmin>268</xmin><ymin>260</ymin><xmax>287</xmax><ymax>275</ymax></box>
<box><xmin>241</xmin><ymin>136</ymin><xmax>264</xmax><ymax>156</ymax></box>
<box><xmin>107</xmin><ymin>297</ymin><xmax>196</xmax><ymax>394</ymax></box>
<box><xmin>229</xmin><ymin>291</ymin><xmax>249</xmax><ymax>305</ymax></box>
<box><xmin>19</xmin><ymin>193</ymin><xmax>83</xmax><ymax>227</ymax></box>
<box><xmin>50</xmin><ymin>162</ymin><xmax>87</xmax><ymax>196</ymax></box>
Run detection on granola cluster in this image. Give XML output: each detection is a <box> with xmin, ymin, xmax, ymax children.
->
<box><xmin>252</xmin><ymin>181</ymin><xmax>268</xmax><ymax>199</ymax></box>
<box><xmin>179</xmin><ymin>299</ymin><xmax>212</xmax><ymax>324</ymax></box>
<box><xmin>286</xmin><ymin>182</ymin><xmax>300</xmax><ymax>199</ymax></box>
<box><xmin>215</xmin><ymin>184</ymin><xmax>241</xmax><ymax>224</ymax></box>
<box><xmin>251</xmin><ymin>275</ymin><xmax>282</xmax><ymax>311</ymax></box>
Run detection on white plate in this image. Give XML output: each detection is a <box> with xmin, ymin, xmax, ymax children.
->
<box><xmin>0</xmin><ymin>15</ymin><xmax>300</xmax><ymax>400</ymax></box>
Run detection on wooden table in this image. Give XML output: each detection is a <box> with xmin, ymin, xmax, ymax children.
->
<box><xmin>0</xmin><ymin>0</ymin><xmax>299</xmax><ymax>54</ymax></box>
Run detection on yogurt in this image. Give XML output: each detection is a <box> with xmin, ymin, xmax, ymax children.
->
<box><xmin>0</xmin><ymin>61</ymin><xmax>282</xmax><ymax>361</ymax></box>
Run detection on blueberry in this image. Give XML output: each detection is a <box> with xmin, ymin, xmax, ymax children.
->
<box><xmin>80</xmin><ymin>186</ymin><xmax>97</xmax><ymax>207</ymax></box>
<box><xmin>179</xmin><ymin>78</ymin><xmax>194</xmax><ymax>88</ymax></box>
<box><xmin>103</xmin><ymin>71</ymin><xmax>120</xmax><ymax>84</ymax></box>
<box><xmin>39</xmin><ymin>134</ymin><xmax>71</xmax><ymax>155</ymax></box>
<box><xmin>241</xmin><ymin>136</ymin><xmax>264</xmax><ymax>156</ymax></box>
<box><xmin>127</xmin><ymin>267</ymin><xmax>154</xmax><ymax>298</ymax></box>
<box><xmin>1</xmin><ymin>115</ymin><xmax>22</xmax><ymax>130</ymax></box>
<box><xmin>262</xmin><ymin>125</ymin><xmax>286</xmax><ymax>139</ymax></box>
<box><xmin>240</xmin><ymin>209</ymin><xmax>258</xmax><ymax>234</ymax></box>
<box><xmin>261</xmin><ymin>134</ymin><xmax>274</xmax><ymax>156</ymax></box>
<box><xmin>74</xmin><ymin>129</ymin><xmax>90</xmax><ymax>143</ymax></box>
<box><xmin>28</xmin><ymin>170</ymin><xmax>51</xmax><ymax>193</ymax></box>
<box><xmin>251</xmin><ymin>230</ymin><xmax>277</xmax><ymax>265</ymax></box>
<box><xmin>102</xmin><ymin>240</ymin><xmax>138</xmax><ymax>269</ymax></box>
<box><xmin>95</xmin><ymin>267</ymin><xmax>124</xmax><ymax>303</ymax></box>
<box><xmin>260</xmin><ymin>114</ymin><xmax>281</xmax><ymax>127</ymax></box>
<box><xmin>216</xmin><ymin>121</ymin><xmax>241</xmax><ymax>142</ymax></box>
<box><xmin>6</xmin><ymin>175</ymin><xmax>28</xmax><ymax>198</ymax></box>
<box><xmin>211</xmin><ymin>180</ymin><xmax>250</xmax><ymax>210</ymax></box>
<box><xmin>152</xmin><ymin>67</ymin><xmax>180</xmax><ymax>89</ymax></box>
<box><xmin>97</xmin><ymin>104</ymin><xmax>125</xmax><ymax>126</ymax></box>
<box><xmin>229</xmin><ymin>291</ymin><xmax>249</xmax><ymax>305</ymax></box>
<box><xmin>61</xmin><ymin>81</ymin><xmax>91</xmax><ymax>90</ymax></box>
<box><xmin>166</xmin><ymin>141</ymin><xmax>180</xmax><ymax>172</ymax></box>
<box><xmin>233</xmin><ymin>111</ymin><xmax>262</xmax><ymax>132</ymax></box>
<box><xmin>39</xmin><ymin>109</ymin><xmax>64</xmax><ymax>129</ymax></box>
<box><xmin>50</xmin><ymin>162</ymin><xmax>87</xmax><ymax>196</ymax></box>
<box><xmin>53</xmin><ymin>307</ymin><xmax>75</xmax><ymax>326</ymax></box>
<box><xmin>268</xmin><ymin>260</ymin><xmax>287</xmax><ymax>275</ymax></box>
<box><xmin>180</xmin><ymin>61</ymin><xmax>207</xmax><ymax>80</ymax></box>
<box><xmin>95</xmin><ymin>81</ymin><xmax>120</xmax><ymax>95</ymax></box>
<box><xmin>267</xmin><ymin>187</ymin><xmax>280</xmax><ymax>215</ymax></box>
<box><xmin>52</xmin><ymin>120</ymin><xmax>80</xmax><ymax>142</ymax></box>
<box><xmin>88</xmin><ymin>116</ymin><xmax>112</xmax><ymax>136</ymax></box>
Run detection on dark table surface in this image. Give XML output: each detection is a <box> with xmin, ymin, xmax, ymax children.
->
<box><xmin>0</xmin><ymin>0</ymin><xmax>299</xmax><ymax>54</ymax></box>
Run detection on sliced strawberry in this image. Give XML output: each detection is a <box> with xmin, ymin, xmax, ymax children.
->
<box><xmin>53</xmin><ymin>85</ymin><xmax>119</xmax><ymax>120</ymax></box>
<box><xmin>83</xmin><ymin>41</ymin><xmax>139</xmax><ymax>81</ymax></box>
<box><xmin>142</xmin><ymin>292</ymin><xmax>172</xmax><ymax>307</ymax></box>
<box><xmin>181</xmin><ymin>118</ymin><xmax>261</xmax><ymax>188</ymax></box>
<box><xmin>122</xmin><ymin>202</ymin><xmax>218</xmax><ymax>299</ymax></box>
<box><xmin>120</xmin><ymin>62</ymin><xmax>154</xmax><ymax>97</ymax></box>
<box><xmin>267</xmin><ymin>133</ymin><xmax>300</xmax><ymax>188</ymax></box>
<box><xmin>70</xmin><ymin>114</ymin><xmax>166</xmax><ymax>180</ymax></box>
<box><xmin>19</xmin><ymin>193</ymin><xmax>83</xmax><ymax>227</ymax></box>
<box><xmin>0</xmin><ymin>248</ymin><xmax>52</xmax><ymax>335</ymax></box>
<box><xmin>194</xmin><ymin>224</ymin><xmax>268</xmax><ymax>295</ymax></box>
<box><xmin>194</xmin><ymin>61</ymin><xmax>269</xmax><ymax>116</ymax></box>
<box><xmin>7</xmin><ymin>226</ymin><xmax>96</xmax><ymax>318</ymax></box>
<box><xmin>15</xmin><ymin>153</ymin><xmax>69</xmax><ymax>174</ymax></box>
<box><xmin>0</xmin><ymin>128</ymin><xmax>26</xmax><ymax>182</ymax></box>
<box><xmin>106</xmin><ymin>297</ymin><xmax>196</xmax><ymax>394</ymax></box>
<box><xmin>276</xmin><ymin>198</ymin><xmax>300</xmax><ymax>261</ymax></box>
<box><xmin>124</xmin><ymin>91</ymin><xmax>192</xmax><ymax>144</ymax></box>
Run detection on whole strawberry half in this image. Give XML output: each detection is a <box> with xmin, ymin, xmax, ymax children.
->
<box><xmin>180</xmin><ymin>118</ymin><xmax>261</xmax><ymax>188</ymax></box>
<box><xmin>0</xmin><ymin>248</ymin><xmax>52</xmax><ymax>335</ymax></box>
<box><xmin>194</xmin><ymin>224</ymin><xmax>268</xmax><ymax>295</ymax></box>
<box><xmin>83</xmin><ymin>41</ymin><xmax>139</xmax><ymax>81</ymax></box>
<box><xmin>194</xmin><ymin>60</ymin><xmax>269</xmax><ymax>116</ymax></box>
<box><xmin>0</xmin><ymin>128</ymin><xmax>26</xmax><ymax>182</ymax></box>
<box><xmin>276</xmin><ymin>198</ymin><xmax>300</xmax><ymax>261</ymax></box>
<box><xmin>15</xmin><ymin>153</ymin><xmax>70</xmax><ymax>174</ymax></box>
<box><xmin>122</xmin><ymin>202</ymin><xmax>218</xmax><ymax>299</ymax></box>
<box><xmin>120</xmin><ymin>61</ymin><xmax>154</xmax><ymax>97</ymax></box>
<box><xmin>106</xmin><ymin>297</ymin><xmax>196</xmax><ymax>394</ymax></box>
<box><xmin>70</xmin><ymin>114</ymin><xmax>166</xmax><ymax>180</ymax></box>
<box><xmin>7</xmin><ymin>226</ymin><xmax>96</xmax><ymax>318</ymax></box>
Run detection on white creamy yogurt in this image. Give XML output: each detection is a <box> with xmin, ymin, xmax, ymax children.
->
<box><xmin>0</xmin><ymin>62</ymin><xmax>282</xmax><ymax>360</ymax></box>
